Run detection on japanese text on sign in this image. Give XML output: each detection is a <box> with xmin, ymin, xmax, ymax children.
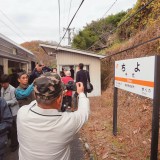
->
<box><xmin>115</xmin><ymin>56</ymin><xmax>155</xmax><ymax>99</ymax></box>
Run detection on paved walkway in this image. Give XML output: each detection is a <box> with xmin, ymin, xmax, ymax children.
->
<box><xmin>70</xmin><ymin>135</ymin><xmax>84</xmax><ymax>160</ymax></box>
<box><xmin>5</xmin><ymin>134</ymin><xmax>84</xmax><ymax>160</ymax></box>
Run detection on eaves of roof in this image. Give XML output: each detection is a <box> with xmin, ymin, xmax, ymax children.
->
<box><xmin>40</xmin><ymin>43</ymin><xmax>106</xmax><ymax>59</ymax></box>
<box><xmin>0</xmin><ymin>33</ymin><xmax>34</xmax><ymax>56</ymax></box>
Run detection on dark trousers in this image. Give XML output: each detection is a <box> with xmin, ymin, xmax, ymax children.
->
<box><xmin>10</xmin><ymin>116</ymin><xmax>18</xmax><ymax>148</ymax></box>
<box><xmin>61</xmin><ymin>96</ymin><xmax>72</xmax><ymax>112</ymax></box>
<box><xmin>63</xmin><ymin>96</ymin><xmax>72</xmax><ymax>107</ymax></box>
<box><xmin>73</xmin><ymin>92</ymin><xmax>78</xmax><ymax>109</ymax></box>
<box><xmin>0</xmin><ymin>154</ymin><xmax>4</xmax><ymax>160</ymax></box>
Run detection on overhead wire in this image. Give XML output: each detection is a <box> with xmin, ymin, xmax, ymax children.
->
<box><xmin>86</xmin><ymin>0</ymin><xmax>118</xmax><ymax>50</ymax></box>
<box><xmin>86</xmin><ymin>0</ymin><xmax>118</xmax><ymax>47</ymax></box>
<box><xmin>58</xmin><ymin>0</ymin><xmax>61</xmax><ymax>41</ymax></box>
<box><xmin>102</xmin><ymin>0</ymin><xmax>118</xmax><ymax>17</ymax></box>
<box><xmin>0</xmin><ymin>18</ymin><xmax>26</xmax><ymax>42</ymax></box>
<box><xmin>62</xmin><ymin>0</ymin><xmax>67</xmax><ymax>43</ymax></box>
<box><xmin>101</xmin><ymin>35</ymin><xmax>160</xmax><ymax>59</ymax></box>
<box><xmin>67</xmin><ymin>0</ymin><xmax>73</xmax><ymax>25</ymax></box>
<box><xmin>56</xmin><ymin>0</ymin><xmax>85</xmax><ymax>50</ymax></box>
<box><xmin>0</xmin><ymin>9</ymin><xmax>28</xmax><ymax>40</ymax></box>
<box><xmin>88</xmin><ymin>0</ymin><xmax>155</xmax><ymax>51</ymax></box>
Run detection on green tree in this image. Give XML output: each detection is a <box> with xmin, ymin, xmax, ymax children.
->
<box><xmin>72</xmin><ymin>11</ymin><xmax>126</xmax><ymax>50</ymax></box>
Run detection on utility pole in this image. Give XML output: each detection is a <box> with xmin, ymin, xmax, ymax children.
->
<box><xmin>63</xmin><ymin>27</ymin><xmax>75</xmax><ymax>46</ymax></box>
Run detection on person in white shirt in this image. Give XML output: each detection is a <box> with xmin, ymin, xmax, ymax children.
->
<box><xmin>17</xmin><ymin>72</ymin><xmax>90</xmax><ymax>160</ymax></box>
<box><xmin>0</xmin><ymin>74</ymin><xmax>19</xmax><ymax>152</ymax></box>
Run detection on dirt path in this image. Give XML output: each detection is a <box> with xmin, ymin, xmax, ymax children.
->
<box><xmin>80</xmin><ymin>88</ymin><xmax>159</xmax><ymax>160</ymax></box>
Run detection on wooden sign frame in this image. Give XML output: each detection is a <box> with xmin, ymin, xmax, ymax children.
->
<box><xmin>113</xmin><ymin>55</ymin><xmax>160</xmax><ymax>160</ymax></box>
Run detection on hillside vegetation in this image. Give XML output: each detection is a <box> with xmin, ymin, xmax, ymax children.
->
<box><xmin>72</xmin><ymin>11</ymin><xmax>126</xmax><ymax>50</ymax></box>
<box><xmin>117</xmin><ymin>0</ymin><xmax>160</xmax><ymax>40</ymax></box>
<box><xmin>21</xmin><ymin>40</ymin><xmax>56</xmax><ymax>66</ymax></box>
<box><xmin>101</xmin><ymin>0</ymin><xmax>160</xmax><ymax>90</ymax></box>
<box><xmin>72</xmin><ymin>0</ymin><xmax>160</xmax><ymax>90</ymax></box>
<box><xmin>72</xmin><ymin>0</ymin><xmax>160</xmax><ymax>52</ymax></box>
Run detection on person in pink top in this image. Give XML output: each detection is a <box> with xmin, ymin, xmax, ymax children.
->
<box><xmin>61</xmin><ymin>71</ymin><xmax>74</xmax><ymax>110</ymax></box>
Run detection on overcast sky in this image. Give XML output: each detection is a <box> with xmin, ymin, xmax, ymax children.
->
<box><xmin>0</xmin><ymin>0</ymin><xmax>137</xmax><ymax>45</ymax></box>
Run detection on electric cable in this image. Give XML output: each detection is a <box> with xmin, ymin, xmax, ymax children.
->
<box><xmin>88</xmin><ymin>0</ymin><xmax>155</xmax><ymax>51</ymax></box>
<box><xmin>58</xmin><ymin>0</ymin><xmax>61</xmax><ymax>41</ymax></box>
<box><xmin>0</xmin><ymin>9</ymin><xmax>27</xmax><ymax>40</ymax></box>
<box><xmin>0</xmin><ymin>18</ymin><xmax>26</xmax><ymax>42</ymax></box>
<box><xmin>83</xmin><ymin>0</ymin><xmax>118</xmax><ymax>48</ymax></box>
<box><xmin>102</xmin><ymin>0</ymin><xmax>118</xmax><ymax>17</ymax></box>
<box><xmin>101</xmin><ymin>35</ymin><xmax>160</xmax><ymax>59</ymax></box>
<box><xmin>56</xmin><ymin>0</ymin><xmax>85</xmax><ymax>50</ymax></box>
<box><xmin>67</xmin><ymin>0</ymin><xmax>73</xmax><ymax>25</ymax></box>
<box><xmin>62</xmin><ymin>0</ymin><xmax>66</xmax><ymax>26</ymax></box>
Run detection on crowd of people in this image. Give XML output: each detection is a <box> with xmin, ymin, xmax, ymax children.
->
<box><xmin>0</xmin><ymin>62</ymin><xmax>91</xmax><ymax>160</ymax></box>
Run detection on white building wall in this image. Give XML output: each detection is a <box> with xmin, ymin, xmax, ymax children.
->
<box><xmin>57</xmin><ymin>51</ymin><xmax>101</xmax><ymax>97</ymax></box>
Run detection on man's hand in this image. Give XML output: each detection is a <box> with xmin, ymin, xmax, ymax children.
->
<box><xmin>76</xmin><ymin>82</ymin><xmax>84</xmax><ymax>94</ymax></box>
<box><xmin>62</xmin><ymin>90</ymin><xmax>67</xmax><ymax>96</ymax></box>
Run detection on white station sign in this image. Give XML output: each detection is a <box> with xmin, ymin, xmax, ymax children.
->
<box><xmin>115</xmin><ymin>56</ymin><xmax>155</xmax><ymax>99</ymax></box>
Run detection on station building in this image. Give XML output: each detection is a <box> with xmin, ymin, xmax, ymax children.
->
<box><xmin>40</xmin><ymin>43</ymin><xmax>105</xmax><ymax>97</ymax></box>
<box><xmin>0</xmin><ymin>33</ymin><xmax>36</xmax><ymax>75</ymax></box>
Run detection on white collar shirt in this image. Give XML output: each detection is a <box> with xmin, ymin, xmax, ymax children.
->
<box><xmin>17</xmin><ymin>93</ymin><xmax>90</xmax><ymax>160</ymax></box>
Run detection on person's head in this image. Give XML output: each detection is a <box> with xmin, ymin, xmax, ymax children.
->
<box><xmin>78</xmin><ymin>63</ymin><xmax>84</xmax><ymax>70</ymax></box>
<box><xmin>64</xmin><ymin>68</ymin><xmax>67</xmax><ymax>74</ymax></box>
<box><xmin>33</xmin><ymin>72</ymin><xmax>64</xmax><ymax>109</ymax></box>
<box><xmin>0</xmin><ymin>74</ymin><xmax>10</xmax><ymax>89</ymax></box>
<box><xmin>18</xmin><ymin>72</ymin><xmax>29</xmax><ymax>86</ymax></box>
<box><xmin>65</xmin><ymin>70</ymin><xmax>71</xmax><ymax>77</ymax></box>
<box><xmin>52</xmin><ymin>68</ymin><xmax>57</xmax><ymax>73</ymax></box>
<box><xmin>36</xmin><ymin>63</ymin><xmax>43</xmax><ymax>72</ymax></box>
<box><xmin>70</xmin><ymin>66</ymin><xmax>73</xmax><ymax>69</ymax></box>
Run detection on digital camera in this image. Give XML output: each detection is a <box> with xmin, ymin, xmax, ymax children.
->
<box><xmin>61</xmin><ymin>81</ymin><xmax>76</xmax><ymax>112</ymax></box>
<box><xmin>65</xmin><ymin>80</ymin><xmax>77</xmax><ymax>91</ymax></box>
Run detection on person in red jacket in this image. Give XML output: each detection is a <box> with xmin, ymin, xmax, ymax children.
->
<box><xmin>61</xmin><ymin>71</ymin><xmax>74</xmax><ymax>110</ymax></box>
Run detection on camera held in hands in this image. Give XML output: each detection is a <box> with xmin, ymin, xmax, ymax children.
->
<box><xmin>65</xmin><ymin>81</ymin><xmax>77</xmax><ymax>91</ymax></box>
<box><xmin>61</xmin><ymin>81</ymin><xmax>77</xmax><ymax>112</ymax></box>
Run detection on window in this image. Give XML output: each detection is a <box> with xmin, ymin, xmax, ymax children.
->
<box><xmin>13</xmin><ymin>48</ymin><xmax>17</xmax><ymax>55</ymax></box>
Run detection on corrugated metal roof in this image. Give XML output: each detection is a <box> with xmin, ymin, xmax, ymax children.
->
<box><xmin>40</xmin><ymin>43</ymin><xmax>106</xmax><ymax>59</ymax></box>
<box><xmin>0</xmin><ymin>33</ymin><xmax>34</xmax><ymax>55</ymax></box>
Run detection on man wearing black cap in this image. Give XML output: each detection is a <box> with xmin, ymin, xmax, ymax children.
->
<box><xmin>29</xmin><ymin>63</ymin><xmax>44</xmax><ymax>84</ymax></box>
<box><xmin>17</xmin><ymin>72</ymin><xmax>90</xmax><ymax>160</ymax></box>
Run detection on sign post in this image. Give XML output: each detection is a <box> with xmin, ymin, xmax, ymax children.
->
<box><xmin>113</xmin><ymin>87</ymin><xmax>118</xmax><ymax>136</ymax></box>
<box><xmin>151</xmin><ymin>56</ymin><xmax>160</xmax><ymax>160</ymax></box>
<box><xmin>113</xmin><ymin>56</ymin><xmax>160</xmax><ymax>160</ymax></box>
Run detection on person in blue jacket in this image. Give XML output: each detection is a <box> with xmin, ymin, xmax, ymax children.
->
<box><xmin>15</xmin><ymin>72</ymin><xmax>35</xmax><ymax>107</ymax></box>
<box><xmin>0</xmin><ymin>97</ymin><xmax>13</xmax><ymax>160</ymax></box>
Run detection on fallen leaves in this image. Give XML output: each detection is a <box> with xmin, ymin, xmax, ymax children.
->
<box><xmin>80</xmin><ymin>88</ymin><xmax>155</xmax><ymax>160</ymax></box>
